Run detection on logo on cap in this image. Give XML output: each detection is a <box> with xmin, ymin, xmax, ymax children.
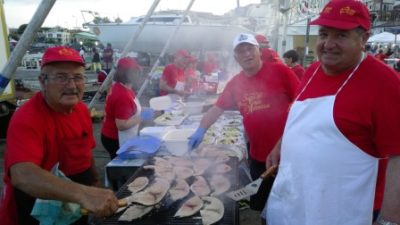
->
<box><xmin>340</xmin><ymin>6</ymin><xmax>356</xmax><ymax>16</ymax></box>
<box><xmin>238</xmin><ymin>34</ymin><xmax>248</xmax><ymax>42</ymax></box>
<box><xmin>58</xmin><ymin>48</ymin><xmax>75</xmax><ymax>56</ymax></box>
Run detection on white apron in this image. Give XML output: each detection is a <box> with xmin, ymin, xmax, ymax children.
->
<box><xmin>118</xmin><ymin>97</ymin><xmax>141</xmax><ymax>146</ymax></box>
<box><xmin>266</xmin><ymin>58</ymin><xmax>378</xmax><ymax>225</ymax></box>
<box><xmin>175</xmin><ymin>80</ymin><xmax>185</xmax><ymax>92</ymax></box>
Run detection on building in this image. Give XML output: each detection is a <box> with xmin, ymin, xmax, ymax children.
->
<box><xmin>43</xmin><ymin>27</ymin><xmax>71</xmax><ymax>45</ymax></box>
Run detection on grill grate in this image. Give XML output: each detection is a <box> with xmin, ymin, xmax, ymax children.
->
<box><xmin>99</xmin><ymin>157</ymin><xmax>239</xmax><ymax>225</ymax></box>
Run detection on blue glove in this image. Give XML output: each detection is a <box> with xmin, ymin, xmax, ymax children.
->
<box><xmin>140</xmin><ymin>107</ymin><xmax>154</xmax><ymax>122</ymax></box>
<box><xmin>188</xmin><ymin>127</ymin><xmax>207</xmax><ymax>150</ymax></box>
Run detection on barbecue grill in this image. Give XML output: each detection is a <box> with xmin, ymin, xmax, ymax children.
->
<box><xmin>98</xmin><ymin>156</ymin><xmax>240</xmax><ymax>225</ymax></box>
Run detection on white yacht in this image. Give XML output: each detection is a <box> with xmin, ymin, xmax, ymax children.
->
<box><xmin>86</xmin><ymin>11</ymin><xmax>253</xmax><ymax>53</ymax></box>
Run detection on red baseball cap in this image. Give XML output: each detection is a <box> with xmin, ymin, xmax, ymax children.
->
<box><xmin>310</xmin><ymin>0</ymin><xmax>370</xmax><ymax>31</ymax></box>
<box><xmin>41</xmin><ymin>46</ymin><xmax>84</xmax><ymax>68</ymax></box>
<box><xmin>117</xmin><ymin>57</ymin><xmax>141</xmax><ymax>70</ymax></box>
<box><xmin>255</xmin><ymin>34</ymin><xmax>269</xmax><ymax>44</ymax></box>
<box><xmin>175</xmin><ymin>49</ymin><xmax>191</xmax><ymax>58</ymax></box>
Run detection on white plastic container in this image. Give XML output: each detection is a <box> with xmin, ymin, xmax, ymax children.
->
<box><xmin>182</xmin><ymin>102</ymin><xmax>204</xmax><ymax>115</ymax></box>
<box><xmin>162</xmin><ymin>128</ymin><xmax>196</xmax><ymax>156</ymax></box>
<box><xmin>139</xmin><ymin>126</ymin><xmax>174</xmax><ymax>139</ymax></box>
<box><xmin>149</xmin><ymin>95</ymin><xmax>173</xmax><ymax>111</ymax></box>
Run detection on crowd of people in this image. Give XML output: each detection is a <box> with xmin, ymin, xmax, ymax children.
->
<box><xmin>1</xmin><ymin>0</ymin><xmax>400</xmax><ymax>225</ymax></box>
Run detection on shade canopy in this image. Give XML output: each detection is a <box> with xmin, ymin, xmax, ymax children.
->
<box><xmin>368</xmin><ymin>32</ymin><xmax>399</xmax><ymax>43</ymax></box>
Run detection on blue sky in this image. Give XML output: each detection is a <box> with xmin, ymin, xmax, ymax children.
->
<box><xmin>3</xmin><ymin>0</ymin><xmax>261</xmax><ymax>29</ymax></box>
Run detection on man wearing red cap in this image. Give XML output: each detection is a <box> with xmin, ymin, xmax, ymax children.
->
<box><xmin>265</xmin><ymin>1</ymin><xmax>400</xmax><ymax>225</ymax></box>
<box><xmin>0</xmin><ymin>46</ymin><xmax>119</xmax><ymax>225</ymax></box>
<box><xmin>159</xmin><ymin>49</ymin><xmax>192</xmax><ymax>97</ymax></box>
<box><xmin>188</xmin><ymin>33</ymin><xmax>299</xmax><ymax>220</ymax></box>
<box><xmin>255</xmin><ymin>34</ymin><xmax>281</xmax><ymax>64</ymax></box>
<box><xmin>101</xmin><ymin>57</ymin><xmax>153</xmax><ymax>160</ymax></box>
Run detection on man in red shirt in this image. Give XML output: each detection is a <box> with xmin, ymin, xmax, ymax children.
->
<box><xmin>188</xmin><ymin>33</ymin><xmax>299</xmax><ymax>219</ymax></box>
<box><xmin>201</xmin><ymin>53</ymin><xmax>218</xmax><ymax>75</ymax></box>
<box><xmin>374</xmin><ymin>49</ymin><xmax>388</xmax><ymax>62</ymax></box>
<box><xmin>0</xmin><ymin>47</ymin><xmax>119</xmax><ymax>225</ymax></box>
<box><xmin>159</xmin><ymin>49</ymin><xmax>192</xmax><ymax>96</ymax></box>
<box><xmin>283</xmin><ymin>49</ymin><xmax>305</xmax><ymax>80</ymax></box>
<box><xmin>265</xmin><ymin>1</ymin><xmax>400</xmax><ymax>224</ymax></box>
<box><xmin>255</xmin><ymin>34</ymin><xmax>281</xmax><ymax>64</ymax></box>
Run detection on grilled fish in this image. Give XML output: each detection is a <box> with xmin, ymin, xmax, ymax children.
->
<box><xmin>190</xmin><ymin>176</ymin><xmax>211</xmax><ymax>197</ymax></box>
<box><xmin>118</xmin><ymin>205</ymin><xmax>153</xmax><ymax>221</ymax></box>
<box><xmin>169</xmin><ymin>179</ymin><xmax>190</xmax><ymax>201</ymax></box>
<box><xmin>174</xmin><ymin>196</ymin><xmax>203</xmax><ymax>218</ymax></box>
<box><xmin>200</xmin><ymin>196</ymin><xmax>224</xmax><ymax>225</ymax></box>
<box><xmin>127</xmin><ymin>176</ymin><xmax>149</xmax><ymax>194</ymax></box>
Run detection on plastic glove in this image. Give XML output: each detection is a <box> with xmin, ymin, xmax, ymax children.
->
<box><xmin>188</xmin><ymin>127</ymin><xmax>207</xmax><ymax>150</ymax></box>
<box><xmin>140</xmin><ymin>107</ymin><xmax>154</xmax><ymax>122</ymax></box>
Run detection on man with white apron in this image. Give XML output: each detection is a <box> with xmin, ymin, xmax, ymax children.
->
<box><xmin>264</xmin><ymin>1</ymin><xmax>400</xmax><ymax>225</ymax></box>
<box><xmin>159</xmin><ymin>49</ymin><xmax>192</xmax><ymax>97</ymax></box>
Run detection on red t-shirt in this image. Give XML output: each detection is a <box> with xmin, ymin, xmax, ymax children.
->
<box><xmin>201</xmin><ymin>60</ymin><xmax>218</xmax><ymax>75</ymax></box>
<box><xmin>1</xmin><ymin>92</ymin><xmax>95</xmax><ymax>224</ymax></box>
<box><xmin>298</xmin><ymin>55</ymin><xmax>400</xmax><ymax>209</ymax></box>
<box><xmin>160</xmin><ymin>64</ymin><xmax>186</xmax><ymax>96</ymax></box>
<box><xmin>216</xmin><ymin>62</ymin><xmax>299</xmax><ymax>162</ymax></box>
<box><xmin>260</xmin><ymin>48</ymin><xmax>281</xmax><ymax>64</ymax></box>
<box><xmin>97</xmin><ymin>71</ymin><xmax>106</xmax><ymax>83</ymax></box>
<box><xmin>374</xmin><ymin>53</ymin><xmax>387</xmax><ymax>62</ymax></box>
<box><xmin>101</xmin><ymin>82</ymin><xmax>137</xmax><ymax>139</ymax></box>
<box><xmin>5</xmin><ymin>92</ymin><xmax>95</xmax><ymax>175</ymax></box>
<box><xmin>291</xmin><ymin>64</ymin><xmax>305</xmax><ymax>80</ymax></box>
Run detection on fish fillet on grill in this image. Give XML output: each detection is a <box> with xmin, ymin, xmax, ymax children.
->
<box><xmin>174</xmin><ymin>196</ymin><xmax>203</xmax><ymax>218</ymax></box>
<box><xmin>200</xmin><ymin>196</ymin><xmax>224</xmax><ymax>225</ymax></box>
<box><xmin>127</xmin><ymin>176</ymin><xmax>149</xmax><ymax>194</ymax></box>
<box><xmin>169</xmin><ymin>179</ymin><xmax>190</xmax><ymax>201</ymax></box>
<box><xmin>118</xmin><ymin>205</ymin><xmax>154</xmax><ymax>221</ymax></box>
<box><xmin>174</xmin><ymin>166</ymin><xmax>194</xmax><ymax>180</ymax></box>
<box><xmin>209</xmin><ymin>174</ymin><xmax>231</xmax><ymax>196</ymax></box>
<box><xmin>153</xmin><ymin>156</ymin><xmax>172</xmax><ymax>168</ymax></box>
<box><xmin>215</xmin><ymin>163</ymin><xmax>232</xmax><ymax>173</ymax></box>
<box><xmin>164</xmin><ymin>156</ymin><xmax>193</xmax><ymax>168</ymax></box>
<box><xmin>130</xmin><ymin>178</ymin><xmax>170</xmax><ymax>206</ymax></box>
<box><xmin>215</xmin><ymin>155</ymin><xmax>230</xmax><ymax>164</ymax></box>
<box><xmin>190</xmin><ymin>176</ymin><xmax>211</xmax><ymax>197</ymax></box>
<box><xmin>143</xmin><ymin>165</ymin><xmax>175</xmax><ymax>181</ymax></box>
<box><xmin>193</xmin><ymin>158</ymin><xmax>211</xmax><ymax>176</ymax></box>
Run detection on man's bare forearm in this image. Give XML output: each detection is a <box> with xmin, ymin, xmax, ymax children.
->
<box><xmin>378</xmin><ymin>156</ymin><xmax>400</xmax><ymax>223</ymax></box>
<box><xmin>10</xmin><ymin>162</ymin><xmax>88</xmax><ymax>204</ymax></box>
<box><xmin>199</xmin><ymin>106</ymin><xmax>224</xmax><ymax>129</ymax></box>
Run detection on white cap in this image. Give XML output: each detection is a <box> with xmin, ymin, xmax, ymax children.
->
<box><xmin>232</xmin><ymin>33</ymin><xmax>259</xmax><ymax>50</ymax></box>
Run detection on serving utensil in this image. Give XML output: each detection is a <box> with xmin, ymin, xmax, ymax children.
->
<box><xmin>226</xmin><ymin>165</ymin><xmax>277</xmax><ymax>201</ymax></box>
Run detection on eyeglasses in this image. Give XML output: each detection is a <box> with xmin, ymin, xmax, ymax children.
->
<box><xmin>43</xmin><ymin>73</ymin><xmax>87</xmax><ymax>85</ymax></box>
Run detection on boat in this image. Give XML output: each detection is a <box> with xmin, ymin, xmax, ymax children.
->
<box><xmin>86</xmin><ymin>10</ymin><xmax>253</xmax><ymax>53</ymax></box>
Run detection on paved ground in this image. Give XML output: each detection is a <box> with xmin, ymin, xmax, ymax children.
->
<box><xmin>0</xmin><ymin>68</ymin><xmax>262</xmax><ymax>224</ymax></box>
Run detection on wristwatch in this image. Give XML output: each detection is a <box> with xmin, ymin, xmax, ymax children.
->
<box><xmin>376</xmin><ymin>217</ymin><xmax>399</xmax><ymax>225</ymax></box>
